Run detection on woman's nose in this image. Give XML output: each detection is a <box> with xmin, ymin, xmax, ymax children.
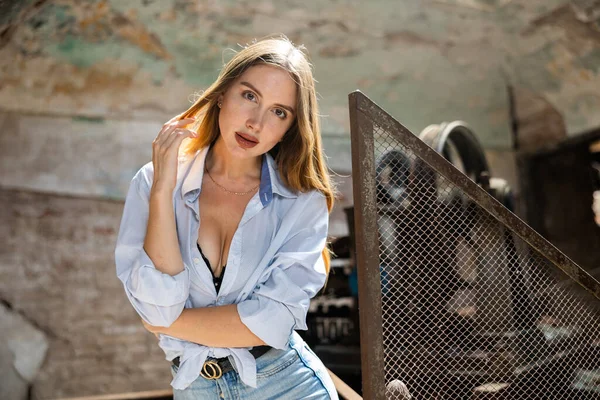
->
<box><xmin>246</xmin><ymin>108</ymin><xmax>264</xmax><ymax>132</ymax></box>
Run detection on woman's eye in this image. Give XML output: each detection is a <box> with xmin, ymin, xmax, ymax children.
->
<box><xmin>243</xmin><ymin>91</ymin><xmax>256</xmax><ymax>102</ymax></box>
<box><xmin>274</xmin><ymin>108</ymin><xmax>287</xmax><ymax>119</ymax></box>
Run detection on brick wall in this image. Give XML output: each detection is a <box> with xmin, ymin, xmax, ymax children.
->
<box><xmin>0</xmin><ymin>189</ymin><xmax>171</xmax><ymax>399</ymax></box>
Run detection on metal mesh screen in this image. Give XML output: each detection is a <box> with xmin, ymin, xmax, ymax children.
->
<box><xmin>349</xmin><ymin>92</ymin><xmax>600</xmax><ymax>400</ymax></box>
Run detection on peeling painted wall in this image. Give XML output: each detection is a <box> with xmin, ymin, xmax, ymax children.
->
<box><xmin>2</xmin><ymin>0</ymin><xmax>599</xmax><ymax>153</ymax></box>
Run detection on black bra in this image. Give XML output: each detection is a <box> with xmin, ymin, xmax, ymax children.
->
<box><xmin>197</xmin><ymin>242</ymin><xmax>226</xmax><ymax>294</ymax></box>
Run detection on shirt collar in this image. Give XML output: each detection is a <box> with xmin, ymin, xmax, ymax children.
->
<box><xmin>180</xmin><ymin>147</ymin><xmax>298</xmax><ymax>206</ymax></box>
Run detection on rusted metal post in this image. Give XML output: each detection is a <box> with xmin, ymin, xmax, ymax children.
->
<box><xmin>349</xmin><ymin>91</ymin><xmax>386</xmax><ymax>400</ymax></box>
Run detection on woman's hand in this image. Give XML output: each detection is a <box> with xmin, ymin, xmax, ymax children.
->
<box><xmin>151</xmin><ymin>117</ymin><xmax>197</xmax><ymax>194</ymax></box>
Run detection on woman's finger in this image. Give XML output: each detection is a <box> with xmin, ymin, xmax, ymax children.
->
<box><xmin>169</xmin><ymin>118</ymin><xmax>196</xmax><ymax>128</ymax></box>
<box><xmin>171</xmin><ymin>128</ymin><xmax>196</xmax><ymax>150</ymax></box>
<box><xmin>153</xmin><ymin>121</ymin><xmax>179</xmax><ymax>146</ymax></box>
<box><xmin>154</xmin><ymin>118</ymin><xmax>195</xmax><ymax>145</ymax></box>
<box><xmin>160</xmin><ymin>127</ymin><xmax>182</xmax><ymax>149</ymax></box>
<box><xmin>153</xmin><ymin>125</ymin><xmax>175</xmax><ymax>148</ymax></box>
<box><xmin>165</xmin><ymin>114</ymin><xmax>183</xmax><ymax>125</ymax></box>
<box><xmin>163</xmin><ymin>128</ymin><xmax>196</xmax><ymax>150</ymax></box>
<box><xmin>155</xmin><ymin>118</ymin><xmax>192</xmax><ymax>145</ymax></box>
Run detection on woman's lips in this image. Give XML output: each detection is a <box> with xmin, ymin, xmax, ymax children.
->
<box><xmin>235</xmin><ymin>132</ymin><xmax>258</xmax><ymax>149</ymax></box>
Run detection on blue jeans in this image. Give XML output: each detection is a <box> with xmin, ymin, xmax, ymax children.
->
<box><xmin>171</xmin><ymin>332</ymin><xmax>338</xmax><ymax>399</ymax></box>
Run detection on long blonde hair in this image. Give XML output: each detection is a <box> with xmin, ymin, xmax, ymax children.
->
<box><xmin>179</xmin><ymin>36</ymin><xmax>335</xmax><ymax>273</ymax></box>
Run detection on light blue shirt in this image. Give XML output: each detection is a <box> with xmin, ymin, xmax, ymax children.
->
<box><xmin>115</xmin><ymin>147</ymin><xmax>329</xmax><ymax>390</ymax></box>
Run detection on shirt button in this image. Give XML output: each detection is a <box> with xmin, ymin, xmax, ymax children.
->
<box><xmin>193</xmin><ymin>258</ymin><xmax>200</xmax><ymax>265</ymax></box>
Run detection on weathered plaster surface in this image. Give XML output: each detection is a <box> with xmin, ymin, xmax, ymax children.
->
<box><xmin>0</xmin><ymin>111</ymin><xmax>157</xmax><ymax>199</ymax></box>
<box><xmin>2</xmin><ymin>0</ymin><xmax>598</xmax><ymax>151</ymax></box>
<box><xmin>0</xmin><ymin>0</ymin><xmax>598</xmax><ymax>197</ymax></box>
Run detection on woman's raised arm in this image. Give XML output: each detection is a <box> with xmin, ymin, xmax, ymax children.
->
<box><xmin>115</xmin><ymin>118</ymin><xmax>197</xmax><ymax>327</ymax></box>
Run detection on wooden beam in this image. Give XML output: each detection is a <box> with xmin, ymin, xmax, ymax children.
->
<box><xmin>54</xmin><ymin>389</ymin><xmax>172</xmax><ymax>400</ymax></box>
<box><xmin>328</xmin><ymin>367</ymin><xmax>363</xmax><ymax>400</ymax></box>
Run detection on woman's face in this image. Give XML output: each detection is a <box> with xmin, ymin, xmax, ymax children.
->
<box><xmin>217</xmin><ymin>64</ymin><xmax>298</xmax><ymax>159</ymax></box>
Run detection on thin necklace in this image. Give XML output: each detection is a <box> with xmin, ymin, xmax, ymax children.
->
<box><xmin>205</xmin><ymin>166</ymin><xmax>259</xmax><ymax>196</ymax></box>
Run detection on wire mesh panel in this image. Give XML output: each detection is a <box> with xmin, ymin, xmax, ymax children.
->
<box><xmin>349</xmin><ymin>91</ymin><xmax>600</xmax><ymax>400</ymax></box>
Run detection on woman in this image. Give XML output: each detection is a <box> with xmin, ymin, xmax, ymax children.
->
<box><xmin>115</xmin><ymin>36</ymin><xmax>338</xmax><ymax>399</ymax></box>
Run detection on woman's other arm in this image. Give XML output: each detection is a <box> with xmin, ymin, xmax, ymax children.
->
<box><xmin>143</xmin><ymin>305</ymin><xmax>266</xmax><ymax>347</ymax></box>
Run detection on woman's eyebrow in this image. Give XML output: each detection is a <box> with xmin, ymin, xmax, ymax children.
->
<box><xmin>240</xmin><ymin>81</ymin><xmax>295</xmax><ymax>115</ymax></box>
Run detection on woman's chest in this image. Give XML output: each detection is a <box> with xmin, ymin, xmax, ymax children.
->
<box><xmin>198</xmin><ymin>191</ymin><xmax>249</xmax><ymax>234</ymax></box>
<box><xmin>183</xmin><ymin>203</ymin><xmax>283</xmax><ymax>304</ymax></box>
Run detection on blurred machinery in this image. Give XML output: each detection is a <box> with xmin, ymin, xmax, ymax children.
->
<box><xmin>303</xmin><ymin>118</ymin><xmax>600</xmax><ymax>399</ymax></box>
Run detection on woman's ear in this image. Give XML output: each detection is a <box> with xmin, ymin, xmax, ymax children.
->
<box><xmin>217</xmin><ymin>94</ymin><xmax>224</xmax><ymax>108</ymax></box>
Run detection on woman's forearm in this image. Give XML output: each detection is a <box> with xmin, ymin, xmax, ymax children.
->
<box><xmin>143</xmin><ymin>189</ymin><xmax>185</xmax><ymax>276</ymax></box>
<box><xmin>147</xmin><ymin>305</ymin><xmax>266</xmax><ymax>348</ymax></box>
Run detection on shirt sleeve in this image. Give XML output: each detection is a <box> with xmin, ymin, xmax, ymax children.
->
<box><xmin>237</xmin><ymin>191</ymin><xmax>329</xmax><ymax>349</ymax></box>
<box><xmin>115</xmin><ymin>166</ymin><xmax>190</xmax><ymax>327</ymax></box>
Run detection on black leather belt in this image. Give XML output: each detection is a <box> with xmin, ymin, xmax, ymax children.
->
<box><xmin>172</xmin><ymin>345</ymin><xmax>271</xmax><ymax>379</ymax></box>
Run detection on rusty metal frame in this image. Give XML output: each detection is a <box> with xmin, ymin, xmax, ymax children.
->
<box><xmin>348</xmin><ymin>90</ymin><xmax>600</xmax><ymax>398</ymax></box>
<box><xmin>349</xmin><ymin>92</ymin><xmax>386</xmax><ymax>400</ymax></box>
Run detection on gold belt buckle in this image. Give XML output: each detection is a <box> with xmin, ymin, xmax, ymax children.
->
<box><xmin>200</xmin><ymin>360</ymin><xmax>222</xmax><ymax>380</ymax></box>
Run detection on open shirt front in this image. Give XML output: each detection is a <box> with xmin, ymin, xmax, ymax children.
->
<box><xmin>115</xmin><ymin>147</ymin><xmax>329</xmax><ymax>390</ymax></box>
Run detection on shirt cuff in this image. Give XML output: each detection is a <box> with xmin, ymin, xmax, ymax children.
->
<box><xmin>237</xmin><ymin>299</ymin><xmax>294</xmax><ymax>349</ymax></box>
<box><xmin>125</xmin><ymin>250</ymin><xmax>190</xmax><ymax>307</ymax></box>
